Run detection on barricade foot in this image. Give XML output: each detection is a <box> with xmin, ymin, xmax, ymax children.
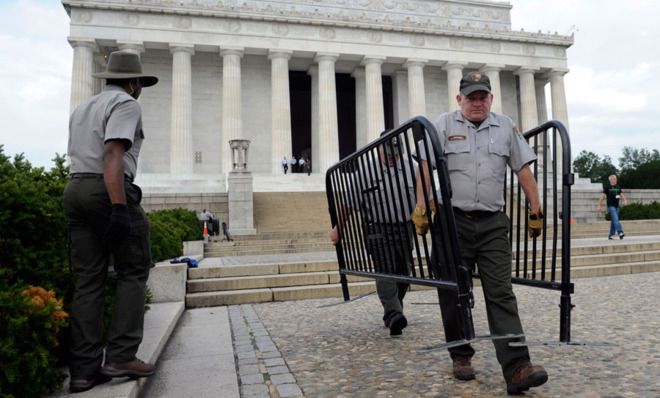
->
<box><xmin>417</xmin><ymin>333</ymin><xmax>525</xmax><ymax>353</ymax></box>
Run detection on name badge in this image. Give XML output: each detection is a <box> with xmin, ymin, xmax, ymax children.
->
<box><xmin>448</xmin><ymin>135</ymin><xmax>466</xmax><ymax>141</ymax></box>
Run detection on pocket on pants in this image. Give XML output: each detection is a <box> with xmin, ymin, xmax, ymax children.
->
<box><xmin>113</xmin><ymin>217</ymin><xmax>152</xmax><ymax>269</ymax></box>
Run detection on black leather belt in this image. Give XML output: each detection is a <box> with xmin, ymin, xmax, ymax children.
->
<box><xmin>453</xmin><ymin>207</ymin><xmax>497</xmax><ymax>220</ymax></box>
<box><xmin>70</xmin><ymin>173</ymin><xmax>134</xmax><ymax>182</ymax></box>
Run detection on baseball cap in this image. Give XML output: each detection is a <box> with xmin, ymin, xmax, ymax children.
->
<box><xmin>459</xmin><ymin>71</ymin><xmax>491</xmax><ymax>96</ymax></box>
<box><xmin>384</xmin><ymin>137</ymin><xmax>401</xmax><ymax>157</ymax></box>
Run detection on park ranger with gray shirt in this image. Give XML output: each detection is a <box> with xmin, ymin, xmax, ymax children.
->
<box><xmin>330</xmin><ymin>139</ymin><xmax>418</xmax><ymax>336</ymax></box>
<box><xmin>412</xmin><ymin>71</ymin><xmax>547</xmax><ymax>394</ymax></box>
<box><xmin>63</xmin><ymin>51</ymin><xmax>158</xmax><ymax>393</ymax></box>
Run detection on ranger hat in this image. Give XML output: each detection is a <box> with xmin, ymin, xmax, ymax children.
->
<box><xmin>384</xmin><ymin>137</ymin><xmax>402</xmax><ymax>157</ymax></box>
<box><xmin>459</xmin><ymin>71</ymin><xmax>491</xmax><ymax>95</ymax></box>
<box><xmin>92</xmin><ymin>51</ymin><xmax>158</xmax><ymax>87</ymax></box>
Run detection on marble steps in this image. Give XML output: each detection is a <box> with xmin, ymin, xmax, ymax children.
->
<box><xmin>185</xmin><ymin>243</ymin><xmax>660</xmax><ymax>307</ymax></box>
<box><xmin>201</xmin><ymin>218</ymin><xmax>660</xmax><ymax>261</ymax></box>
<box><xmin>204</xmin><ymin>241</ymin><xmax>335</xmax><ymax>257</ymax></box>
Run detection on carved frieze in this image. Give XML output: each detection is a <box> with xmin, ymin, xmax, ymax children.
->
<box><xmin>63</xmin><ymin>0</ymin><xmax>573</xmax><ymax>49</ymax></box>
<box><xmin>67</xmin><ymin>0</ymin><xmax>514</xmax><ymax>32</ymax></box>
<box><xmin>122</xmin><ymin>13</ymin><xmax>140</xmax><ymax>26</ymax></box>
<box><xmin>72</xmin><ymin>10</ymin><xmax>93</xmax><ymax>23</ymax></box>
<box><xmin>272</xmin><ymin>23</ymin><xmax>289</xmax><ymax>36</ymax></box>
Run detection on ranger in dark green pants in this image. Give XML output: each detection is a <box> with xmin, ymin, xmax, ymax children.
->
<box><xmin>330</xmin><ymin>141</ymin><xmax>418</xmax><ymax>336</ymax></box>
<box><xmin>412</xmin><ymin>72</ymin><xmax>548</xmax><ymax>394</ymax></box>
<box><xmin>64</xmin><ymin>51</ymin><xmax>158</xmax><ymax>393</ymax></box>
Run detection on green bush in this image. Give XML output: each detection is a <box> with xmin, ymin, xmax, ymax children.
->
<box><xmin>620</xmin><ymin>202</ymin><xmax>660</xmax><ymax>220</ymax></box>
<box><xmin>148</xmin><ymin>208</ymin><xmax>203</xmax><ymax>262</ymax></box>
<box><xmin>0</xmin><ymin>285</ymin><xmax>68</xmax><ymax>398</ymax></box>
<box><xmin>0</xmin><ymin>146</ymin><xmax>198</xmax><ymax>394</ymax></box>
<box><xmin>0</xmin><ymin>148</ymin><xmax>71</xmax><ymax>297</ymax></box>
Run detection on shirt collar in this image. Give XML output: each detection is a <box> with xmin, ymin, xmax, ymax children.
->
<box><xmin>453</xmin><ymin>110</ymin><xmax>501</xmax><ymax>129</ymax></box>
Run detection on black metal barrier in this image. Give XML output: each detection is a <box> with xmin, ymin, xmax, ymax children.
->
<box><xmin>326</xmin><ymin>117</ymin><xmax>477</xmax><ymax>343</ymax></box>
<box><xmin>505</xmin><ymin>120</ymin><xmax>574</xmax><ymax>343</ymax></box>
<box><xmin>326</xmin><ymin>116</ymin><xmax>575</xmax><ymax>346</ymax></box>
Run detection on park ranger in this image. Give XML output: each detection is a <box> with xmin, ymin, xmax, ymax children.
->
<box><xmin>412</xmin><ymin>71</ymin><xmax>547</xmax><ymax>394</ymax></box>
<box><xmin>330</xmin><ymin>139</ymin><xmax>418</xmax><ymax>336</ymax></box>
<box><xmin>64</xmin><ymin>51</ymin><xmax>158</xmax><ymax>393</ymax></box>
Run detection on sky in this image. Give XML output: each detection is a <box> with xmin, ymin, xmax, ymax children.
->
<box><xmin>0</xmin><ymin>0</ymin><xmax>658</xmax><ymax>168</ymax></box>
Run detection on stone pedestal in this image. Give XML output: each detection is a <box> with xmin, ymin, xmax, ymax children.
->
<box><xmin>227</xmin><ymin>172</ymin><xmax>256</xmax><ymax>235</ymax></box>
<box><xmin>227</xmin><ymin>139</ymin><xmax>256</xmax><ymax>235</ymax></box>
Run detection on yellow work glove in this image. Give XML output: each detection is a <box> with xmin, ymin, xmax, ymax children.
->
<box><xmin>412</xmin><ymin>205</ymin><xmax>430</xmax><ymax>235</ymax></box>
<box><xmin>528</xmin><ymin>210</ymin><xmax>544</xmax><ymax>238</ymax></box>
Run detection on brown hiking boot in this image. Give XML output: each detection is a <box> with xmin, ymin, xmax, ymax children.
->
<box><xmin>506</xmin><ymin>364</ymin><xmax>548</xmax><ymax>394</ymax></box>
<box><xmin>452</xmin><ymin>357</ymin><xmax>475</xmax><ymax>380</ymax></box>
<box><xmin>100</xmin><ymin>358</ymin><xmax>155</xmax><ymax>378</ymax></box>
<box><xmin>69</xmin><ymin>373</ymin><xmax>111</xmax><ymax>393</ymax></box>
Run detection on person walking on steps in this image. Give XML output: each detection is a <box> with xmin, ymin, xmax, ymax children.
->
<box><xmin>64</xmin><ymin>51</ymin><xmax>158</xmax><ymax>393</ymax></box>
<box><xmin>598</xmin><ymin>174</ymin><xmax>628</xmax><ymax>240</ymax></box>
<box><xmin>412</xmin><ymin>71</ymin><xmax>548</xmax><ymax>395</ymax></box>
<box><xmin>329</xmin><ymin>139</ymin><xmax>418</xmax><ymax>337</ymax></box>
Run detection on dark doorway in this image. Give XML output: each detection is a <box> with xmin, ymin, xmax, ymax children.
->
<box><xmin>382</xmin><ymin>75</ymin><xmax>394</xmax><ymax>130</ymax></box>
<box><xmin>289</xmin><ymin>71</ymin><xmax>311</xmax><ymax>163</ymax></box>
<box><xmin>336</xmin><ymin>73</ymin><xmax>356</xmax><ymax>160</ymax></box>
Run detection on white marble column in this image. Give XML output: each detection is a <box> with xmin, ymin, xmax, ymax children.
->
<box><xmin>535</xmin><ymin>78</ymin><xmax>549</xmax><ymax>123</ymax></box>
<box><xmin>515</xmin><ymin>67</ymin><xmax>540</xmax><ymax>132</ymax></box>
<box><xmin>351</xmin><ymin>68</ymin><xmax>367</xmax><ymax>149</ymax></box>
<box><xmin>549</xmin><ymin>69</ymin><xmax>570</xmax><ymax>170</ymax></box>
<box><xmin>363</xmin><ymin>56</ymin><xmax>386</xmax><ymax>142</ymax></box>
<box><xmin>68</xmin><ymin>38</ymin><xmax>97</xmax><ymax>113</ymax></box>
<box><xmin>443</xmin><ymin>62</ymin><xmax>466</xmax><ymax>112</ymax></box>
<box><xmin>92</xmin><ymin>54</ymin><xmax>105</xmax><ymax>95</ymax></box>
<box><xmin>308</xmin><ymin>66</ymin><xmax>319</xmax><ymax>173</ymax></box>
<box><xmin>221</xmin><ymin>47</ymin><xmax>244</xmax><ymax>175</ymax></box>
<box><xmin>269</xmin><ymin>50</ymin><xmax>293</xmax><ymax>175</ymax></box>
<box><xmin>549</xmin><ymin>69</ymin><xmax>570</xmax><ymax>129</ymax></box>
<box><xmin>117</xmin><ymin>41</ymin><xmax>145</xmax><ymax>57</ymax></box>
<box><xmin>481</xmin><ymin>64</ymin><xmax>504</xmax><ymax>114</ymax></box>
<box><xmin>405</xmin><ymin>59</ymin><xmax>427</xmax><ymax>118</ymax></box>
<box><xmin>315</xmin><ymin>53</ymin><xmax>339</xmax><ymax>173</ymax></box>
<box><xmin>169</xmin><ymin>44</ymin><xmax>195</xmax><ymax>176</ymax></box>
<box><xmin>392</xmin><ymin>70</ymin><xmax>408</xmax><ymax>125</ymax></box>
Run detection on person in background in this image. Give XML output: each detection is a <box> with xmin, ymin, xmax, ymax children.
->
<box><xmin>597</xmin><ymin>174</ymin><xmax>628</xmax><ymax>239</ymax></box>
<box><xmin>290</xmin><ymin>156</ymin><xmax>298</xmax><ymax>173</ymax></box>
<box><xmin>282</xmin><ymin>156</ymin><xmax>289</xmax><ymax>174</ymax></box>
<box><xmin>64</xmin><ymin>51</ymin><xmax>158</xmax><ymax>393</ymax></box>
<box><xmin>330</xmin><ymin>139</ymin><xmax>417</xmax><ymax>336</ymax></box>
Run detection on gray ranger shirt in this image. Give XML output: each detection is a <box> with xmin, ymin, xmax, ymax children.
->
<box><xmin>418</xmin><ymin>110</ymin><xmax>536</xmax><ymax>212</ymax></box>
<box><xmin>68</xmin><ymin>85</ymin><xmax>144</xmax><ymax>180</ymax></box>
<box><xmin>345</xmin><ymin>155</ymin><xmax>418</xmax><ymax>223</ymax></box>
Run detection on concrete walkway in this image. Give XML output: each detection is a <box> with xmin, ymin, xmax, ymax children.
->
<box><xmin>51</xmin><ymin>235</ymin><xmax>660</xmax><ymax>397</ymax></box>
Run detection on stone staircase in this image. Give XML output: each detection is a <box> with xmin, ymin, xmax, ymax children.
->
<box><xmin>186</xmin><ymin>235</ymin><xmax>660</xmax><ymax>307</ymax></box>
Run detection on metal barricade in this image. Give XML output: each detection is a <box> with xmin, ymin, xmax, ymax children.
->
<box><xmin>326</xmin><ymin>116</ymin><xmax>476</xmax><ymax>343</ymax></box>
<box><xmin>326</xmin><ymin>117</ymin><xmax>576</xmax><ymax>346</ymax></box>
<box><xmin>505</xmin><ymin>120</ymin><xmax>574</xmax><ymax>343</ymax></box>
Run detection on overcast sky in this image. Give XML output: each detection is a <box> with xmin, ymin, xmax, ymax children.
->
<box><xmin>0</xmin><ymin>0</ymin><xmax>658</xmax><ymax>168</ymax></box>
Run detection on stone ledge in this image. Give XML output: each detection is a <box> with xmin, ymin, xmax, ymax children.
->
<box><xmin>50</xmin><ymin>301</ymin><xmax>184</xmax><ymax>398</ymax></box>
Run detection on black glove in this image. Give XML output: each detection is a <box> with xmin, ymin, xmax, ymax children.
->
<box><xmin>105</xmin><ymin>204</ymin><xmax>131</xmax><ymax>247</ymax></box>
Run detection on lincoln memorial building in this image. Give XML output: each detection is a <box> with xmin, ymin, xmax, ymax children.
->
<box><xmin>63</xmin><ymin>0</ymin><xmax>573</xmax><ymax>195</ymax></box>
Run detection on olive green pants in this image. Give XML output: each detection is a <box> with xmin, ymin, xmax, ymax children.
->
<box><xmin>63</xmin><ymin>177</ymin><xmax>152</xmax><ymax>377</ymax></box>
<box><xmin>366</xmin><ymin>222</ymin><xmax>413</xmax><ymax>321</ymax></box>
<box><xmin>432</xmin><ymin>210</ymin><xmax>530</xmax><ymax>380</ymax></box>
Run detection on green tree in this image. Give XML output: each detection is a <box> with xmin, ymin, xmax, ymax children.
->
<box><xmin>620</xmin><ymin>159</ymin><xmax>660</xmax><ymax>189</ymax></box>
<box><xmin>572</xmin><ymin>150</ymin><xmax>618</xmax><ymax>184</ymax></box>
<box><xmin>618</xmin><ymin>146</ymin><xmax>660</xmax><ymax>171</ymax></box>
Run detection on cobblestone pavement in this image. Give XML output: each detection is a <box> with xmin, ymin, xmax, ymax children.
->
<box><xmin>239</xmin><ymin>272</ymin><xmax>659</xmax><ymax>397</ymax></box>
